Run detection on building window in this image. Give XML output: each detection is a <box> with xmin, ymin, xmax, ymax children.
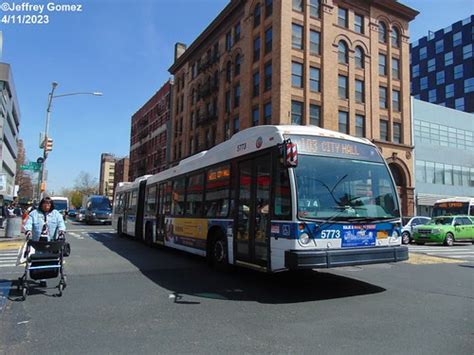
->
<box><xmin>264</xmin><ymin>102</ymin><xmax>272</xmax><ymax>124</ymax></box>
<box><xmin>225</xmin><ymin>91</ymin><xmax>231</xmax><ymax>113</ymax></box>
<box><xmin>265</xmin><ymin>0</ymin><xmax>273</xmax><ymax>17</ymax></box>
<box><xmin>435</xmin><ymin>39</ymin><xmax>444</xmax><ymax>53</ymax></box>
<box><xmin>355</xmin><ymin>115</ymin><xmax>365</xmax><ymax>138</ymax></box>
<box><xmin>427</xmin><ymin>58</ymin><xmax>436</xmax><ymax>72</ymax></box>
<box><xmin>338</xmin><ymin>41</ymin><xmax>348</xmax><ymax>64</ymax></box>
<box><xmin>354</xmin><ymin>14</ymin><xmax>364</xmax><ymax>34</ymax></box>
<box><xmin>445</xmin><ymin>83</ymin><xmax>454</xmax><ymax>98</ymax></box>
<box><xmin>355</xmin><ymin>79</ymin><xmax>364</xmax><ymax>103</ymax></box>
<box><xmin>310</xmin><ymin>30</ymin><xmax>320</xmax><ymax>55</ymax></box>
<box><xmin>254</xmin><ymin>3</ymin><xmax>261</xmax><ymax>27</ymax></box>
<box><xmin>420</xmin><ymin>77</ymin><xmax>428</xmax><ymax>90</ymax></box>
<box><xmin>264</xmin><ymin>61</ymin><xmax>272</xmax><ymax>91</ymax></box>
<box><xmin>355</xmin><ymin>46</ymin><xmax>364</xmax><ymax>69</ymax></box>
<box><xmin>412</xmin><ymin>64</ymin><xmax>419</xmax><ymax>78</ymax></box>
<box><xmin>380</xmin><ymin>120</ymin><xmax>389</xmax><ymax>141</ymax></box>
<box><xmin>379</xmin><ymin>53</ymin><xmax>387</xmax><ymax>75</ymax></box>
<box><xmin>444</xmin><ymin>51</ymin><xmax>453</xmax><ymax>66</ymax></box>
<box><xmin>309</xmin><ymin>104</ymin><xmax>320</xmax><ymax>126</ymax></box>
<box><xmin>252</xmin><ymin>106</ymin><xmax>260</xmax><ymax>126</ymax></box>
<box><xmin>465</xmin><ymin>78</ymin><xmax>474</xmax><ymax>93</ymax></box>
<box><xmin>233</xmin><ymin>116</ymin><xmax>240</xmax><ymax>133</ymax></box>
<box><xmin>292</xmin><ymin>24</ymin><xmax>303</xmax><ymax>50</ymax></box>
<box><xmin>338</xmin><ymin>75</ymin><xmax>348</xmax><ymax>99</ymax></box>
<box><xmin>454</xmin><ymin>64</ymin><xmax>463</xmax><ymax>79</ymax></box>
<box><xmin>338</xmin><ymin>7</ymin><xmax>348</xmax><ymax>28</ymax></box>
<box><xmin>455</xmin><ymin>98</ymin><xmax>465</xmax><ymax>111</ymax></box>
<box><xmin>254</xmin><ymin>36</ymin><xmax>261</xmax><ymax>62</ymax></box>
<box><xmin>292</xmin><ymin>62</ymin><xmax>303</xmax><ymax>88</ymax></box>
<box><xmin>265</xmin><ymin>27</ymin><xmax>273</xmax><ymax>54</ymax></box>
<box><xmin>391</xmin><ymin>27</ymin><xmax>400</xmax><ymax>48</ymax></box>
<box><xmin>226</xmin><ymin>61</ymin><xmax>232</xmax><ymax>82</ymax></box>
<box><xmin>310</xmin><ymin>0</ymin><xmax>320</xmax><ymax>18</ymax></box>
<box><xmin>291</xmin><ymin>100</ymin><xmax>303</xmax><ymax>125</ymax></box>
<box><xmin>292</xmin><ymin>0</ymin><xmax>303</xmax><ymax>12</ymax></box>
<box><xmin>419</xmin><ymin>47</ymin><xmax>427</xmax><ymax>60</ymax></box>
<box><xmin>253</xmin><ymin>72</ymin><xmax>260</xmax><ymax>97</ymax></box>
<box><xmin>428</xmin><ymin>89</ymin><xmax>437</xmax><ymax>103</ymax></box>
<box><xmin>453</xmin><ymin>31</ymin><xmax>462</xmax><ymax>47</ymax></box>
<box><xmin>235</xmin><ymin>54</ymin><xmax>241</xmax><ymax>76</ymax></box>
<box><xmin>338</xmin><ymin>111</ymin><xmax>349</xmax><ymax>134</ymax></box>
<box><xmin>309</xmin><ymin>67</ymin><xmax>320</xmax><ymax>92</ymax></box>
<box><xmin>436</xmin><ymin>71</ymin><xmax>445</xmax><ymax>85</ymax></box>
<box><xmin>392</xmin><ymin>90</ymin><xmax>400</xmax><ymax>111</ymax></box>
<box><xmin>392</xmin><ymin>57</ymin><xmax>400</xmax><ymax>79</ymax></box>
<box><xmin>234</xmin><ymin>22</ymin><xmax>241</xmax><ymax>43</ymax></box>
<box><xmin>379</xmin><ymin>22</ymin><xmax>387</xmax><ymax>43</ymax></box>
<box><xmin>234</xmin><ymin>84</ymin><xmax>240</xmax><ymax>108</ymax></box>
<box><xmin>463</xmin><ymin>44</ymin><xmax>473</xmax><ymax>59</ymax></box>
<box><xmin>225</xmin><ymin>31</ymin><xmax>232</xmax><ymax>51</ymax></box>
<box><xmin>379</xmin><ymin>86</ymin><xmax>388</xmax><ymax>109</ymax></box>
<box><xmin>393</xmin><ymin>123</ymin><xmax>402</xmax><ymax>143</ymax></box>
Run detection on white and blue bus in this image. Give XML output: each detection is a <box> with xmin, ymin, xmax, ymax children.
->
<box><xmin>113</xmin><ymin>125</ymin><xmax>407</xmax><ymax>272</ymax></box>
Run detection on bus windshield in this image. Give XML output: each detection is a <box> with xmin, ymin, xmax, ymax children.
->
<box><xmin>52</xmin><ymin>200</ymin><xmax>68</xmax><ymax>211</ymax></box>
<box><xmin>432</xmin><ymin>202</ymin><xmax>469</xmax><ymax>217</ymax></box>
<box><xmin>295</xmin><ymin>155</ymin><xmax>399</xmax><ymax>221</ymax></box>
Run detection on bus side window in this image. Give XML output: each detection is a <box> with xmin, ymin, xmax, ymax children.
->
<box><xmin>204</xmin><ymin>164</ymin><xmax>230</xmax><ymax>218</ymax></box>
<box><xmin>171</xmin><ymin>178</ymin><xmax>186</xmax><ymax>216</ymax></box>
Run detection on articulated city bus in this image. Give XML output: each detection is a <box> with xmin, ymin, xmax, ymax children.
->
<box><xmin>112</xmin><ymin>125</ymin><xmax>407</xmax><ymax>272</ymax></box>
<box><xmin>432</xmin><ymin>197</ymin><xmax>474</xmax><ymax>217</ymax></box>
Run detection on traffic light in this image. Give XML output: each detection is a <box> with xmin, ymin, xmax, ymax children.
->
<box><xmin>45</xmin><ymin>138</ymin><xmax>53</xmax><ymax>152</ymax></box>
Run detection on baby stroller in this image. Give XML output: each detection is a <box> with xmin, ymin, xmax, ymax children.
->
<box><xmin>18</xmin><ymin>226</ymin><xmax>67</xmax><ymax>300</ymax></box>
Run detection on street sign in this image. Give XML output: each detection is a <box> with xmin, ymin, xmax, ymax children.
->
<box><xmin>19</xmin><ymin>162</ymin><xmax>41</xmax><ymax>171</ymax></box>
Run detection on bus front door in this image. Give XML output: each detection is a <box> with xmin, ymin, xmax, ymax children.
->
<box><xmin>235</xmin><ymin>155</ymin><xmax>271</xmax><ymax>268</ymax></box>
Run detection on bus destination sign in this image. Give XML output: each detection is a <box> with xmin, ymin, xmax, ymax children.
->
<box><xmin>286</xmin><ymin>135</ymin><xmax>383</xmax><ymax>163</ymax></box>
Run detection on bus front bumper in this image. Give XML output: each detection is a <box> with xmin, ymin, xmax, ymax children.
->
<box><xmin>285</xmin><ymin>246</ymin><xmax>408</xmax><ymax>270</ymax></box>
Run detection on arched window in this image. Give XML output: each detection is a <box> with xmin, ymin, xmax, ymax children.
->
<box><xmin>355</xmin><ymin>46</ymin><xmax>364</xmax><ymax>69</ymax></box>
<box><xmin>379</xmin><ymin>22</ymin><xmax>387</xmax><ymax>43</ymax></box>
<box><xmin>254</xmin><ymin>3</ymin><xmax>261</xmax><ymax>28</ymax></box>
<box><xmin>226</xmin><ymin>61</ymin><xmax>232</xmax><ymax>82</ymax></box>
<box><xmin>338</xmin><ymin>41</ymin><xmax>348</xmax><ymax>64</ymax></box>
<box><xmin>235</xmin><ymin>54</ymin><xmax>241</xmax><ymax>76</ymax></box>
<box><xmin>391</xmin><ymin>26</ymin><xmax>400</xmax><ymax>48</ymax></box>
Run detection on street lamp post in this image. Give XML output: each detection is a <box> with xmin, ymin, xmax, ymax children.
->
<box><xmin>37</xmin><ymin>82</ymin><xmax>102</xmax><ymax>200</ymax></box>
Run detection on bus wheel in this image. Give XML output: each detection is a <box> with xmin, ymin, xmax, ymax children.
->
<box><xmin>210</xmin><ymin>232</ymin><xmax>228</xmax><ymax>270</ymax></box>
<box><xmin>117</xmin><ymin>219</ymin><xmax>123</xmax><ymax>237</ymax></box>
<box><xmin>444</xmin><ymin>233</ymin><xmax>454</xmax><ymax>247</ymax></box>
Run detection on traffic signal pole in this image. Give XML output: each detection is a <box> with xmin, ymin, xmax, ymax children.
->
<box><xmin>37</xmin><ymin>82</ymin><xmax>58</xmax><ymax>201</ymax></box>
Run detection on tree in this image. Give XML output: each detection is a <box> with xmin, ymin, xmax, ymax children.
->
<box><xmin>74</xmin><ymin>171</ymin><xmax>99</xmax><ymax>196</ymax></box>
<box><xmin>15</xmin><ymin>139</ymin><xmax>34</xmax><ymax>202</ymax></box>
<box><xmin>70</xmin><ymin>191</ymin><xmax>83</xmax><ymax>208</ymax></box>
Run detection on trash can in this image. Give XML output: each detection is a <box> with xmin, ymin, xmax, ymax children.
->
<box><xmin>5</xmin><ymin>216</ymin><xmax>22</xmax><ymax>238</ymax></box>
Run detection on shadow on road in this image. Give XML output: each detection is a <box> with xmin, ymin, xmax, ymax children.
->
<box><xmin>87</xmin><ymin>232</ymin><xmax>386</xmax><ymax>304</ymax></box>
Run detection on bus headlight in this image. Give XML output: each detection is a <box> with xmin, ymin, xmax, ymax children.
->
<box><xmin>390</xmin><ymin>230</ymin><xmax>400</xmax><ymax>245</ymax></box>
<box><xmin>299</xmin><ymin>232</ymin><xmax>310</xmax><ymax>245</ymax></box>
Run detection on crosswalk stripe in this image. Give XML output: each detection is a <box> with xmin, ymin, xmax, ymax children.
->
<box><xmin>429</xmin><ymin>254</ymin><xmax>474</xmax><ymax>258</ymax></box>
<box><xmin>0</xmin><ymin>258</ymin><xmax>17</xmax><ymax>262</ymax></box>
<box><xmin>0</xmin><ymin>264</ymin><xmax>16</xmax><ymax>267</ymax></box>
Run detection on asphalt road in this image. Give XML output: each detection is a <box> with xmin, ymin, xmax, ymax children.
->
<box><xmin>0</xmin><ymin>221</ymin><xmax>473</xmax><ymax>354</ymax></box>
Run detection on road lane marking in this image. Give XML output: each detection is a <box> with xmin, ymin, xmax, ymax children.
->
<box><xmin>0</xmin><ymin>241</ymin><xmax>24</xmax><ymax>250</ymax></box>
<box><xmin>0</xmin><ymin>264</ymin><xmax>16</xmax><ymax>267</ymax></box>
<box><xmin>68</xmin><ymin>232</ymin><xmax>83</xmax><ymax>240</ymax></box>
<box><xmin>405</xmin><ymin>253</ymin><xmax>463</xmax><ymax>264</ymax></box>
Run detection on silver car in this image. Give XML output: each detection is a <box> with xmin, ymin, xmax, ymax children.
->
<box><xmin>401</xmin><ymin>216</ymin><xmax>431</xmax><ymax>244</ymax></box>
<box><xmin>76</xmin><ymin>208</ymin><xmax>86</xmax><ymax>222</ymax></box>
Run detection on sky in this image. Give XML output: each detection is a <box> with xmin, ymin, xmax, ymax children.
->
<box><xmin>1</xmin><ymin>0</ymin><xmax>473</xmax><ymax>193</ymax></box>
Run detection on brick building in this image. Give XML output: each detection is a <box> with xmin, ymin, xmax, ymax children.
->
<box><xmin>113</xmin><ymin>156</ymin><xmax>129</xmax><ymax>197</ymax></box>
<box><xmin>99</xmin><ymin>153</ymin><xmax>116</xmax><ymax>200</ymax></box>
<box><xmin>168</xmin><ymin>0</ymin><xmax>418</xmax><ymax>216</ymax></box>
<box><xmin>129</xmin><ymin>81</ymin><xmax>171</xmax><ymax>181</ymax></box>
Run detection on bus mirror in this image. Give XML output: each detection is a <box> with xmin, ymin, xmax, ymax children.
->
<box><xmin>282</xmin><ymin>141</ymin><xmax>298</xmax><ymax>168</ymax></box>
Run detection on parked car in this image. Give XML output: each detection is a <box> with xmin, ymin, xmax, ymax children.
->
<box><xmin>401</xmin><ymin>216</ymin><xmax>431</xmax><ymax>244</ymax></box>
<box><xmin>68</xmin><ymin>209</ymin><xmax>77</xmax><ymax>217</ymax></box>
<box><xmin>413</xmin><ymin>215</ymin><xmax>474</xmax><ymax>246</ymax></box>
<box><xmin>76</xmin><ymin>208</ymin><xmax>86</xmax><ymax>222</ymax></box>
